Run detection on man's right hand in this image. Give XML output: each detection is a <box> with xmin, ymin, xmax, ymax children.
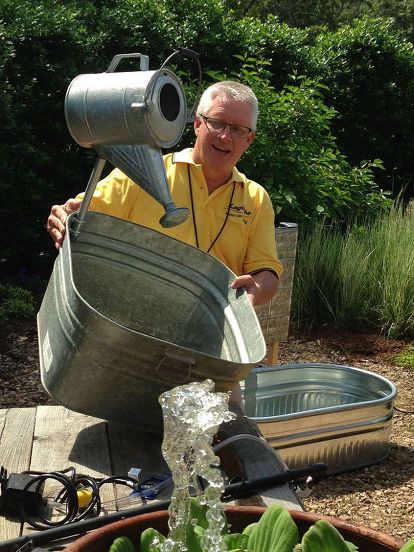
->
<box><xmin>47</xmin><ymin>198</ymin><xmax>82</xmax><ymax>250</ymax></box>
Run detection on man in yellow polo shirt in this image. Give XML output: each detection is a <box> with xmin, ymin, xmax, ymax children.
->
<box><xmin>47</xmin><ymin>81</ymin><xmax>283</xmax><ymax>306</ymax></box>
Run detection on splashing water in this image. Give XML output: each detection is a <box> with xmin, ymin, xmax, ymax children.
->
<box><xmin>158</xmin><ymin>379</ymin><xmax>236</xmax><ymax>552</ymax></box>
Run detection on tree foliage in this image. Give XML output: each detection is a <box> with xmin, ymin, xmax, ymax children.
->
<box><xmin>210</xmin><ymin>57</ymin><xmax>390</xmax><ymax>224</ymax></box>
<box><xmin>226</xmin><ymin>0</ymin><xmax>414</xmax><ymax>43</ymax></box>
<box><xmin>308</xmin><ymin>18</ymin><xmax>414</xmax><ymax>197</ymax></box>
<box><xmin>0</xmin><ymin>0</ymin><xmax>412</xmax><ymax>278</ymax></box>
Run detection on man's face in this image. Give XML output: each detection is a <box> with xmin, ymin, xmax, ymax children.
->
<box><xmin>192</xmin><ymin>96</ymin><xmax>256</xmax><ymax>175</ymax></box>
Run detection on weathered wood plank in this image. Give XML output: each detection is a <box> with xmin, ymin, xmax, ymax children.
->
<box><xmin>107</xmin><ymin>423</ymin><xmax>167</xmax><ymax>481</ymax></box>
<box><xmin>216</xmin><ymin>401</ymin><xmax>304</xmax><ymax>511</ymax></box>
<box><xmin>30</xmin><ymin>406</ymin><xmax>116</xmax><ymax>500</ymax></box>
<box><xmin>22</xmin><ymin>406</ymin><xmax>117</xmax><ymax>536</ymax></box>
<box><xmin>0</xmin><ymin>408</ymin><xmax>36</xmax><ymax>541</ymax></box>
<box><xmin>0</xmin><ymin>409</ymin><xmax>7</xmax><ymax>436</ymax></box>
<box><xmin>107</xmin><ymin>423</ymin><xmax>171</xmax><ymax>505</ymax></box>
<box><xmin>0</xmin><ymin>401</ymin><xmax>303</xmax><ymax>545</ymax></box>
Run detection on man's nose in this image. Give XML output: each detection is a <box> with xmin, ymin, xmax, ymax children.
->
<box><xmin>217</xmin><ymin>123</ymin><xmax>232</xmax><ymax>138</ymax></box>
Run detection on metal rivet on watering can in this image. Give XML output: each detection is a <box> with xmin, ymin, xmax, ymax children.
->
<box><xmin>65</xmin><ymin>50</ymin><xmax>201</xmax><ymax>232</ymax></box>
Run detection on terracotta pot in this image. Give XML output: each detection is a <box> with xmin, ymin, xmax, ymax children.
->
<box><xmin>64</xmin><ymin>506</ymin><xmax>405</xmax><ymax>552</ymax></box>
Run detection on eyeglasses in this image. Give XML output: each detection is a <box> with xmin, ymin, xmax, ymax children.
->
<box><xmin>200</xmin><ymin>115</ymin><xmax>252</xmax><ymax>138</ymax></box>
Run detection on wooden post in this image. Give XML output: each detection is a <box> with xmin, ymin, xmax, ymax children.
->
<box><xmin>255</xmin><ymin>223</ymin><xmax>298</xmax><ymax>366</ymax></box>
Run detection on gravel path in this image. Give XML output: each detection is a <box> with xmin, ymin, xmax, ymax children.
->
<box><xmin>1</xmin><ymin>321</ymin><xmax>413</xmax><ymax>540</ymax></box>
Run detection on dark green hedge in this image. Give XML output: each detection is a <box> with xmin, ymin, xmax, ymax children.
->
<box><xmin>1</xmin><ymin>0</ymin><xmax>412</xmax><ymax>278</ymax></box>
<box><xmin>308</xmin><ymin>17</ymin><xmax>414</xmax><ymax>198</ymax></box>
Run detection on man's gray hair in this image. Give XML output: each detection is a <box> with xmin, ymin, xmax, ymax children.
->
<box><xmin>196</xmin><ymin>81</ymin><xmax>258</xmax><ymax>129</ymax></box>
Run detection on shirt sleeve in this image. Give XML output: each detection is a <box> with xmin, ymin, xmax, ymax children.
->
<box><xmin>75</xmin><ymin>168</ymin><xmax>141</xmax><ymax>220</ymax></box>
<box><xmin>242</xmin><ymin>188</ymin><xmax>284</xmax><ymax>278</ymax></box>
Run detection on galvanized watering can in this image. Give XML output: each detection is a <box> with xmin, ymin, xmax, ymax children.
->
<box><xmin>38</xmin><ymin>52</ymin><xmax>266</xmax><ymax>432</ymax></box>
<box><xmin>66</xmin><ymin>50</ymin><xmax>201</xmax><ymax>231</ymax></box>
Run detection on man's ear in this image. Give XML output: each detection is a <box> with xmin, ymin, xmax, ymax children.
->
<box><xmin>194</xmin><ymin>116</ymin><xmax>202</xmax><ymax>136</ymax></box>
<box><xmin>246</xmin><ymin>130</ymin><xmax>256</xmax><ymax>148</ymax></box>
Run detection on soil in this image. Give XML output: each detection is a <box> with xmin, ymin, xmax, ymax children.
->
<box><xmin>1</xmin><ymin>321</ymin><xmax>413</xmax><ymax>541</ymax></box>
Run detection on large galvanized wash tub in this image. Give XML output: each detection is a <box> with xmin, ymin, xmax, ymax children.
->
<box><xmin>38</xmin><ymin>212</ymin><xmax>265</xmax><ymax>433</ymax></box>
<box><xmin>243</xmin><ymin>363</ymin><xmax>397</xmax><ymax>474</ymax></box>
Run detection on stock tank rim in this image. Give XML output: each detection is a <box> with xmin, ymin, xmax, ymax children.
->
<box><xmin>247</xmin><ymin>362</ymin><xmax>397</xmax><ymax>423</ymax></box>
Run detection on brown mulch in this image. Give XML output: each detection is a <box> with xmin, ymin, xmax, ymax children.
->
<box><xmin>1</xmin><ymin>321</ymin><xmax>413</xmax><ymax>540</ymax></box>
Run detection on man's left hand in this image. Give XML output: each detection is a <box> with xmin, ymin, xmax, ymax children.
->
<box><xmin>231</xmin><ymin>270</ymin><xmax>279</xmax><ymax>306</ymax></box>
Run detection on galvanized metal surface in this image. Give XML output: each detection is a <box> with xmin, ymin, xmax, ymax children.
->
<box><xmin>37</xmin><ymin>212</ymin><xmax>265</xmax><ymax>433</ymax></box>
<box><xmin>243</xmin><ymin>363</ymin><xmax>397</xmax><ymax>474</ymax></box>
<box><xmin>65</xmin><ymin>62</ymin><xmax>187</xmax><ymax>149</ymax></box>
<box><xmin>95</xmin><ymin>144</ymin><xmax>188</xmax><ymax>228</ymax></box>
<box><xmin>65</xmin><ymin>53</ymin><xmax>189</xmax><ymax>231</ymax></box>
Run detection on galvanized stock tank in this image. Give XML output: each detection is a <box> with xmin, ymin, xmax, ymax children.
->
<box><xmin>38</xmin><ymin>212</ymin><xmax>265</xmax><ymax>433</ymax></box>
<box><xmin>244</xmin><ymin>363</ymin><xmax>397</xmax><ymax>474</ymax></box>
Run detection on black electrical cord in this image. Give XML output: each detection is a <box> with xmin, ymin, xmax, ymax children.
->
<box><xmin>18</xmin><ymin>467</ymin><xmax>140</xmax><ymax>530</ymax></box>
<box><xmin>0</xmin><ymin>463</ymin><xmax>328</xmax><ymax>552</ymax></box>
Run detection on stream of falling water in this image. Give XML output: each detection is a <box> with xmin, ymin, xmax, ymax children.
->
<box><xmin>157</xmin><ymin>379</ymin><xmax>236</xmax><ymax>552</ymax></box>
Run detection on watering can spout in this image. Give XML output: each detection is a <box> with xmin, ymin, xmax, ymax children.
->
<box><xmin>65</xmin><ymin>51</ymin><xmax>194</xmax><ymax>232</ymax></box>
<box><xmin>97</xmin><ymin>144</ymin><xmax>188</xmax><ymax>228</ymax></box>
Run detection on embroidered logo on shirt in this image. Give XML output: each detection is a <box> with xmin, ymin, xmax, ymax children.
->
<box><xmin>229</xmin><ymin>203</ymin><xmax>252</xmax><ymax>216</ymax></box>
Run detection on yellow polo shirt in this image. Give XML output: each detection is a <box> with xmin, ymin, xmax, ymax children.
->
<box><xmin>77</xmin><ymin>148</ymin><xmax>283</xmax><ymax>278</ymax></box>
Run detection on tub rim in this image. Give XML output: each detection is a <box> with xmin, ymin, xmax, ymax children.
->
<box><xmin>245</xmin><ymin>362</ymin><xmax>397</xmax><ymax>422</ymax></box>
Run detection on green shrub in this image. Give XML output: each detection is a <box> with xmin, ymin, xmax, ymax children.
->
<box><xmin>308</xmin><ymin>17</ymin><xmax>414</xmax><ymax>198</ymax></box>
<box><xmin>0</xmin><ymin>283</ymin><xmax>35</xmax><ymax>322</ymax></box>
<box><xmin>213</xmin><ymin>56</ymin><xmax>391</xmax><ymax>225</ymax></box>
<box><xmin>0</xmin><ymin>0</ymin><xmax>99</xmax><ymax>274</ymax></box>
<box><xmin>0</xmin><ymin>0</ymin><xmax>249</xmax><ymax>276</ymax></box>
<box><xmin>0</xmin><ymin>1</ymin><xmax>408</xmax><ymax>279</ymax></box>
<box><xmin>237</xmin><ymin>15</ymin><xmax>313</xmax><ymax>89</ymax></box>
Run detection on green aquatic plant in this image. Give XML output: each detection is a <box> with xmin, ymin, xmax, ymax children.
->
<box><xmin>108</xmin><ymin>500</ymin><xmax>414</xmax><ymax>552</ymax></box>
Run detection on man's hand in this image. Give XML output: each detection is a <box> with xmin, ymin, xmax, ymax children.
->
<box><xmin>231</xmin><ymin>270</ymin><xmax>279</xmax><ymax>306</ymax></box>
<box><xmin>47</xmin><ymin>198</ymin><xmax>81</xmax><ymax>250</ymax></box>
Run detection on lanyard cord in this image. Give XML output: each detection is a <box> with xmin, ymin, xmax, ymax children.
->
<box><xmin>187</xmin><ymin>164</ymin><xmax>236</xmax><ymax>253</ymax></box>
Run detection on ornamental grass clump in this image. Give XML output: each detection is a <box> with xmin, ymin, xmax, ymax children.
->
<box><xmin>293</xmin><ymin>204</ymin><xmax>414</xmax><ymax>338</ymax></box>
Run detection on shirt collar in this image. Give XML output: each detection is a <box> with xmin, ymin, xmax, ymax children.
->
<box><xmin>173</xmin><ymin>148</ymin><xmax>246</xmax><ymax>184</ymax></box>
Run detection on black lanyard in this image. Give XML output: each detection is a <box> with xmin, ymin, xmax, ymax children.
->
<box><xmin>187</xmin><ymin>164</ymin><xmax>236</xmax><ymax>253</ymax></box>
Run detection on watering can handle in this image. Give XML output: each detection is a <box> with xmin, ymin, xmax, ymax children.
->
<box><xmin>106</xmin><ymin>53</ymin><xmax>150</xmax><ymax>73</ymax></box>
<box><xmin>144</xmin><ymin>48</ymin><xmax>202</xmax><ymax>122</ymax></box>
<box><xmin>155</xmin><ymin>351</ymin><xmax>195</xmax><ymax>384</ymax></box>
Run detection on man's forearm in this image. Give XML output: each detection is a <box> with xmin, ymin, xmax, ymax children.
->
<box><xmin>250</xmin><ymin>270</ymin><xmax>279</xmax><ymax>305</ymax></box>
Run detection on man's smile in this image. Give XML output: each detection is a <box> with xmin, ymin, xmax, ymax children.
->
<box><xmin>212</xmin><ymin>144</ymin><xmax>231</xmax><ymax>153</ymax></box>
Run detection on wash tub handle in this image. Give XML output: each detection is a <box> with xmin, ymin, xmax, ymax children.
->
<box><xmin>156</xmin><ymin>350</ymin><xmax>195</xmax><ymax>384</ymax></box>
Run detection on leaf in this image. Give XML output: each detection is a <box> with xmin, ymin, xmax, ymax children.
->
<box><xmin>109</xmin><ymin>536</ymin><xmax>136</xmax><ymax>552</ymax></box>
<box><xmin>184</xmin><ymin>498</ymin><xmax>230</xmax><ymax>551</ymax></box>
<box><xmin>185</xmin><ymin>498</ymin><xmax>209</xmax><ymax>552</ymax></box>
<box><xmin>242</xmin><ymin>523</ymin><xmax>258</xmax><ymax>536</ymax></box>
<box><xmin>301</xmin><ymin>520</ymin><xmax>352</xmax><ymax>552</ymax></box>
<box><xmin>224</xmin><ymin>532</ymin><xmax>250</xmax><ymax>550</ymax></box>
<box><xmin>400</xmin><ymin>540</ymin><xmax>414</xmax><ymax>552</ymax></box>
<box><xmin>247</xmin><ymin>504</ymin><xmax>299</xmax><ymax>552</ymax></box>
<box><xmin>140</xmin><ymin>528</ymin><xmax>164</xmax><ymax>552</ymax></box>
